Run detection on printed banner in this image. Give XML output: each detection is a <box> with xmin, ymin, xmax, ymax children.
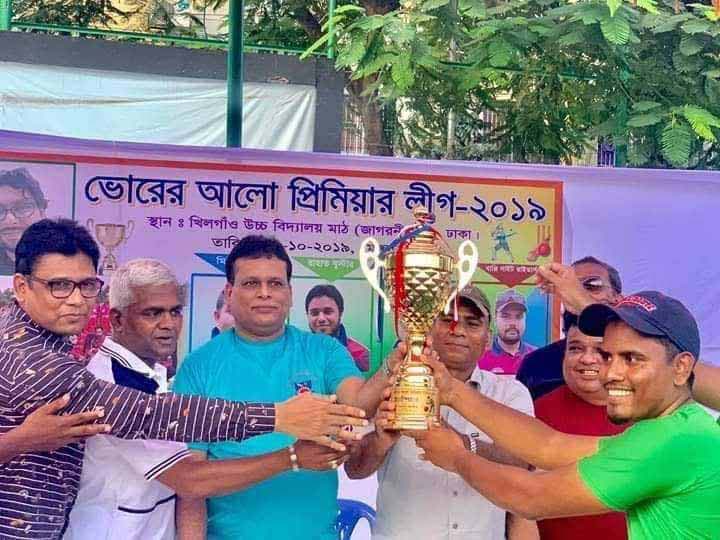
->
<box><xmin>0</xmin><ymin>131</ymin><xmax>562</xmax><ymax>373</ymax></box>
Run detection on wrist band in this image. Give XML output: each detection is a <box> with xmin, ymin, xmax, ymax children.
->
<box><xmin>468</xmin><ymin>436</ymin><xmax>478</xmax><ymax>455</ymax></box>
<box><xmin>288</xmin><ymin>444</ymin><xmax>300</xmax><ymax>472</ymax></box>
<box><xmin>383</xmin><ymin>358</ymin><xmax>393</xmax><ymax>377</ymax></box>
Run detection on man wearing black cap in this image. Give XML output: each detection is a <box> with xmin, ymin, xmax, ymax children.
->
<box><xmin>396</xmin><ymin>290</ymin><xmax>720</xmax><ymax>539</ymax></box>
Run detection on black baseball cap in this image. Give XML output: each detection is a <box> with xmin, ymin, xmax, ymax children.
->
<box><xmin>578</xmin><ymin>291</ymin><xmax>700</xmax><ymax>358</ymax></box>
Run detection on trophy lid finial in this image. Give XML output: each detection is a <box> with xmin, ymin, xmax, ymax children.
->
<box><xmin>412</xmin><ymin>205</ymin><xmax>434</xmax><ymax>225</ymax></box>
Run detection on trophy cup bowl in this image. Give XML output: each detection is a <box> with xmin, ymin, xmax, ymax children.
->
<box><xmin>359</xmin><ymin>206</ymin><xmax>478</xmax><ymax>430</ymax></box>
<box><xmin>87</xmin><ymin>219</ymin><xmax>135</xmax><ymax>275</ymax></box>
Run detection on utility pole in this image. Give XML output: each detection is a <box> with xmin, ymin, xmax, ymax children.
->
<box><xmin>226</xmin><ymin>0</ymin><xmax>244</xmax><ymax>147</ymax></box>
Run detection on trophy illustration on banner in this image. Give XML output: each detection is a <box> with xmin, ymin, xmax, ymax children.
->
<box><xmin>86</xmin><ymin>219</ymin><xmax>135</xmax><ymax>275</ymax></box>
<box><xmin>359</xmin><ymin>206</ymin><xmax>478</xmax><ymax>430</ymax></box>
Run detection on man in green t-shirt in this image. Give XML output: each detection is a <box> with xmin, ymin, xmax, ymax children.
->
<box><xmin>393</xmin><ymin>290</ymin><xmax>720</xmax><ymax>539</ymax></box>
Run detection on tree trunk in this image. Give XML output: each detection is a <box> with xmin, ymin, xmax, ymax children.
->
<box><xmin>347</xmin><ymin>76</ymin><xmax>394</xmax><ymax>156</ymax></box>
<box><xmin>346</xmin><ymin>0</ymin><xmax>399</xmax><ymax>156</ymax></box>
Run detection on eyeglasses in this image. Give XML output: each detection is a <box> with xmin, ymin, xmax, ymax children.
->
<box><xmin>0</xmin><ymin>202</ymin><xmax>39</xmax><ymax>221</ymax></box>
<box><xmin>581</xmin><ymin>277</ymin><xmax>607</xmax><ymax>293</ymax></box>
<box><xmin>27</xmin><ymin>276</ymin><xmax>104</xmax><ymax>299</ymax></box>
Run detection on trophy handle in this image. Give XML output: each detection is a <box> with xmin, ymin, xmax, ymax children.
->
<box><xmin>445</xmin><ymin>240</ymin><xmax>479</xmax><ymax>314</ymax></box>
<box><xmin>359</xmin><ymin>238</ymin><xmax>390</xmax><ymax>313</ymax></box>
<box><xmin>86</xmin><ymin>218</ymin><xmax>95</xmax><ymax>232</ymax></box>
<box><xmin>125</xmin><ymin>220</ymin><xmax>135</xmax><ymax>240</ymax></box>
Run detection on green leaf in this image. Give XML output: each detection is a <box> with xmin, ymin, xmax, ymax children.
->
<box><xmin>661</xmin><ymin>122</ymin><xmax>694</xmax><ymax>166</ymax></box>
<box><xmin>353</xmin><ymin>53</ymin><xmax>397</xmax><ymax>79</ymax></box>
<box><xmin>632</xmin><ymin>101</ymin><xmax>662</xmax><ymax>112</ymax></box>
<box><xmin>355</xmin><ymin>15</ymin><xmax>388</xmax><ymax>31</ymax></box>
<box><xmin>488</xmin><ymin>40</ymin><xmax>515</xmax><ymax>67</ymax></box>
<box><xmin>682</xmin><ymin>105</ymin><xmax>720</xmax><ymax>141</ymax></box>
<box><xmin>470</xmin><ymin>22</ymin><xmax>500</xmax><ymax>40</ymax></box>
<box><xmin>333</xmin><ymin>5</ymin><xmax>365</xmax><ymax>15</ymax></box>
<box><xmin>459</xmin><ymin>0</ymin><xmax>487</xmax><ymax>19</ymax></box>
<box><xmin>704</xmin><ymin>69</ymin><xmax>720</xmax><ymax>79</ymax></box>
<box><xmin>336</xmin><ymin>37</ymin><xmax>366</xmax><ymax>68</ymax></box>
<box><xmin>681</xmin><ymin>18</ymin><xmax>713</xmax><ymax>34</ymax></box>
<box><xmin>636</xmin><ymin>0</ymin><xmax>659</xmax><ymax>14</ymax></box>
<box><xmin>573</xmin><ymin>5</ymin><xmax>608</xmax><ymax>24</ymax></box>
<box><xmin>651</xmin><ymin>13</ymin><xmax>693</xmax><ymax>33</ymax></box>
<box><xmin>421</xmin><ymin>0</ymin><xmax>450</xmax><ymax>10</ymax></box>
<box><xmin>627</xmin><ymin>140</ymin><xmax>653</xmax><ymax>166</ymax></box>
<box><xmin>606</xmin><ymin>0</ymin><xmax>623</xmax><ymax>18</ymax></box>
<box><xmin>679</xmin><ymin>35</ymin><xmax>705</xmax><ymax>56</ymax></box>
<box><xmin>600</xmin><ymin>13</ymin><xmax>632</xmax><ymax>44</ymax></box>
<box><xmin>558</xmin><ymin>30</ymin><xmax>586</xmax><ymax>46</ymax></box>
<box><xmin>627</xmin><ymin>112</ymin><xmax>665</xmax><ymax>127</ymax></box>
<box><xmin>391</xmin><ymin>57</ymin><xmax>415</xmax><ymax>91</ymax></box>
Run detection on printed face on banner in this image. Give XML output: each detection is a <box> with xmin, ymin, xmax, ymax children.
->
<box><xmin>0</xmin><ymin>161</ymin><xmax>75</xmax><ymax>276</ymax></box>
<box><xmin>307</xmin><ymin>295</ymin><xmax>342</xmax><ymax>336</ymax></box>
<box><xmin>496</xmin><ymin>305</ymin><xmax>527</xmax><ymax>347</ymax></box>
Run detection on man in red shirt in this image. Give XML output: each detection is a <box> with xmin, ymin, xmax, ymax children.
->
<box><xmin>534</xmin><ymin>311</ymin><xmax>628</xmax><ymax>540</ymax></box>
<box><xmin>479</xmin><ymin>289</ymin><xmax>536</xmax><ymax>375</ymax></box>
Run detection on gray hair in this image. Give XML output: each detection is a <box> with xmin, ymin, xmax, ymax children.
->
<box><xmin>109</xmin><ymin>258</ymin><xmax>186</xmax><ymax>311</ymax></box>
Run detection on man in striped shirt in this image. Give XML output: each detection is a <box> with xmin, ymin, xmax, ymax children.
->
<box><xmin>0</xmin><ymin>219</ymin><xmax>367</xmax><ymax>539</ymax></box>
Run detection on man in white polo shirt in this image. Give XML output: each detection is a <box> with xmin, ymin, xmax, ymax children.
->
<box><xmin>346</xmin><ymin>286</ymin><xmax>539</xmax><ymax>539</ymax></box>
<box><xmin>64</xmin><ymin>258</ymin><xmax>349</xmax><ymax>540</ymax></box>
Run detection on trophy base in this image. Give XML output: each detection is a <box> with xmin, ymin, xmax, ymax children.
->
<box><xmin>388</xmin><ymin>361</ymin><xmax>440</xmax><ymax>432</ymax></box>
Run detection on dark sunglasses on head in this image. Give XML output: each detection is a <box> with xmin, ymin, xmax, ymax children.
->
<box><xmin>581</xmin><ymin>277</ymin><xmax>606</xmax><ymax>292</ymax></box>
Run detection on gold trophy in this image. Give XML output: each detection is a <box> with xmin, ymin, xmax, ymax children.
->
<box><xmin>359</xmin><ymin>206</ymin><xmax>478</xmax><ymax>430</ymax></box>
<box><xmin>86</xmin><ymin>219</ymin><xmax>135</xmax><ymax>275</ymax></box>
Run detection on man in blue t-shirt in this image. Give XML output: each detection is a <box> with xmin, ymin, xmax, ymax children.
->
<box><xmin>174</xmin><ymin>235</ymin><xmax>399</xmax><ymax>539</ymax></box>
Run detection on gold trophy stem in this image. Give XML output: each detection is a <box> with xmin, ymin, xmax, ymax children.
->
<box><xmin>406</xmin><ymin>333</ymin><xmax>426</xmax><ymax>361</ymax></box>
<box><xmin>389</xmin><ymin>332</ymin><xmax>440</xmax><ymax>431</ymax></box>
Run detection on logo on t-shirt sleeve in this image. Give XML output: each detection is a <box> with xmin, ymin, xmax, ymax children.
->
<box><xmin>294</xmin><ymin>380</ymin><xmax>313</xmax><ymax>394</ymax></box>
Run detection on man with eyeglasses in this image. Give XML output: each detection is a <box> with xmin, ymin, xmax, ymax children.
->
<box><xmin>516</xmin><ymin>257</ymin><xmax>622</xmax><ymax>399</ymax></box>
<box><xmin>173</xmin><ymin>235</ymin><xmax>404</xmax><ymax>540</ymax></box>
<box><xmin>0</xmin><ymin>219</ymin><xmax>369</xmax><ymax>540</ymax></box>
<box><xmin>0</xmin><ymin>168</ymin><xmax>47</xmax><ymax>275</ymax></box>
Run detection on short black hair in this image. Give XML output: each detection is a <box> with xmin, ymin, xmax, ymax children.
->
<box><xmin>562</xmin><ymin>311</ymin><xmax>579</xmax><ymax>334</ymax></box>
<box><xmin>225</xmin><ymin>235</ymin><xmax>292</xmax><ymax>285</ymax></box>
<box><xmin>305</xmin><ymin>284</ymin><xmax>344</xmax><ymax>313</ymax></box>
<box><xmin>15</xmin><ymin>218</ymin><xmax>100</xmax><ymax>275</ymax></box>
<box><xmin>215</xmin><ymin>289</ymin><xmax>226</xmax><ymax>311</ymax></box>
<box><xmin>0</xmin><ymin>168</ymin><xmax>48</xmax><ymax>210</ymax></box>
<box><xmin>571</xmin><ymin>256</ymin><xmax>622</xmax><ymax>294</ymax></box>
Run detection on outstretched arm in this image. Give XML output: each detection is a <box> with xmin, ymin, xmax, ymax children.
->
<box><xmin>413</xmin><ymin>425</ymin><xmax>608</xmax><ymax>520</ymax></box>
<box><xmin>10</xmin><ymin>354</ymin><xmax>367</xmax><ymax>449</ymax></box>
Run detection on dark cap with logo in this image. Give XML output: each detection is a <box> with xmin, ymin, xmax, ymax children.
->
<box><xmin>458</xmin><ymin>285</ymin><xmax>491</xmax><ymax>321</ymax></box>
<box><xmin>578</xmin><ymin>290</ymin><xmax>700</xmax><ymax>358</ymax></box>
<box><xmin>495</xmin><ymin>289</ymin><xmax>527</xmax><ymax>313</ymax></box>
